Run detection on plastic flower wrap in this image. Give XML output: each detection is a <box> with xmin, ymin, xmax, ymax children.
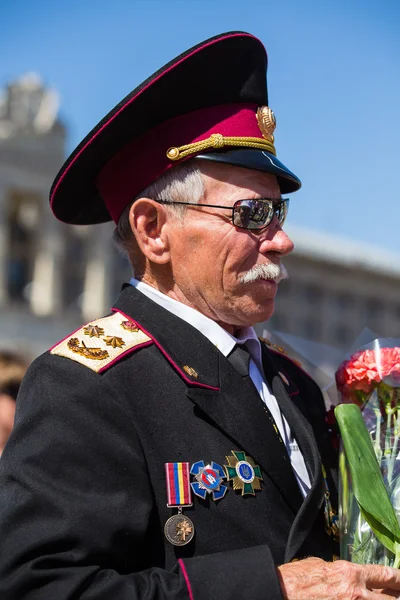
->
<box><xmin>335</xmin><ymin>339</ymin><xmax>400</xmax><ymax>566</ymax></box>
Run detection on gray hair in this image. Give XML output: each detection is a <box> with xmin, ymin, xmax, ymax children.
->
<box><xmin>113</xmin><ymin>160</ymin><xmax>204</xmax><ymax>265</ymax></box>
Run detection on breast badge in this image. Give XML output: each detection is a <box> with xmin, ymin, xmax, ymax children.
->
<box><xmin>224</xmin><ymin>451</ymin><xmax>263</xmax><ymax>496</ymax></box>
<box><xmin>190</xmin><ymin>461</ymin><xmax>227</xmax><ymax>501</ymax></box>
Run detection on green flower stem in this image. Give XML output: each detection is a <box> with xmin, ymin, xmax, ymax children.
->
<box><xmin>335</xmin><ymin>403</ymin><xmax>400</xmax><ymax>564</ymax></box>
<box><xmin>373</xmin><ymin>408</ymin><xmax>382</xmax><ymax>464</ymax></box>
<box><xmin>394</xmin><ymin>542</ymin><xmax>400</xmax><ymax>569</ymax></box>
<box><xmin>387</xmin><ymin>410</ymin><xmax>399</xmax><ymax>487</ymax></box>
<box><xmin>384</xmin><ymin>406</ymin><xmax>393</xmax><ymax>462</ymax></box>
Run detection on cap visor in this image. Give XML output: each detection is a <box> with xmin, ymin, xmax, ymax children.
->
<box><xmin>195</xmin><ymin>149</ymin><xmax>301</xmax><ymax>193</ymax></box>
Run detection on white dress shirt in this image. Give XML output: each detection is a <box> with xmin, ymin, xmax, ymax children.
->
<box><xmin>130</xmin><ymin>277</ymin><xmax>311</xmax><ymax>497</ymax></box>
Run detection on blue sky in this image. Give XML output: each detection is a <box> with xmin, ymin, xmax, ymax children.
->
<box><xmin>1</xmin><ymin>0</ymin><xmax>399</xmax><ymax>252</ymax></box>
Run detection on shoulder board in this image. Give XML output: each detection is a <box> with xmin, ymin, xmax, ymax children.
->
<box><xmin>50</xmin><ymin>310</ymin><xmax>153</xmax><ymax>373</ymax></box>
<box><xmin>258</xmin><ymin>336</ymin><xmax>289</xmax><ymax>357</ymax></box>
<box><xmin>259</xmin><ymin>336</ymin><xmax>304</xmax><ymax>369</ymax></box>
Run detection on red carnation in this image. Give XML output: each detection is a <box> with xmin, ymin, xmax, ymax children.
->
<box><xmin>335</xmin><ymin>346</ymin><xmax>400</xmax><ymax>405</ymax></box>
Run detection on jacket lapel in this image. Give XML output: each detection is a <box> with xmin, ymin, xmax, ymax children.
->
<box><xmin>262</xmin><ymin>346</ymin><xmax>325</xmax><ymax>560</ymax></box>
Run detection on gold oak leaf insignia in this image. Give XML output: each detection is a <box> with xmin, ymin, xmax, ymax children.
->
<box><xmin>83</xmin><ymin>325</ymin><xmax>105</xmax><ymax>338</ymax></box>
<box><xmin>67</xmin><ymin>338</ymin><xmax>109</xmax><ymax>360</ymax></box>
<box><xmin>103</xmin><ymin>336</ymin><xmax>125</xmax><ymax>349</ymax></box>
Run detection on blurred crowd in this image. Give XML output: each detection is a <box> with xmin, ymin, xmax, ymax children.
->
<box><xmin>0</xmin><ymin>351</ymin><xmax>27</xmax><ymax>456</ymax></box>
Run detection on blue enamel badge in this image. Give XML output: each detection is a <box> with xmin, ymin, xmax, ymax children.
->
<box><xmin>190</xmin><ymin>461</ymin><xmax>228</xmax><ymax>501</ymax></box>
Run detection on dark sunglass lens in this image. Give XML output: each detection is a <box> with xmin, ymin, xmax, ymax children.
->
<box><xmin>233</xmin><ymin>201</ymin><xmax>255</xmax><ymax>228</ymax></box>
<box><xmin>277</xmin><ymin>200</ymin><xmax>288</xmax><ymax>225</ymax></box>
<box><xmin>233</xmin><ymin>199</ymin><xmax>289</xmax><ymax>230</ymax></box>
<box><xmin>233</xmin><ymin>200</ymin><xmax>268</xmax><ymax>229</ymax></box>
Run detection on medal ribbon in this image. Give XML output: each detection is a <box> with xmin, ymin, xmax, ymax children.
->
<box><xmin>165</xmin><ymin>462</ymin><xmax>192</xmax><ymax>507</ymax></box>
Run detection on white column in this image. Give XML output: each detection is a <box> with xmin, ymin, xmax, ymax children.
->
<box><xmin>0</xmin><ymin>186</ymin><xmax>9</xmax><ymax>306</ymax></box>
<box><xmin>82</xmin><ymin>223</ymin><xmax>112</xmax><ymax>321</ymax></box>
<box><xmin>30</xmin><ymin>208</ymin><xmax>63</xmax><ymax>316</ymax></box>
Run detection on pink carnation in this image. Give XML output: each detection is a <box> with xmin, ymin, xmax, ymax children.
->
<box><xmin>335</xmin><ymin>347</ymin><xmax>400</xmax><ymax>403</ymax></box>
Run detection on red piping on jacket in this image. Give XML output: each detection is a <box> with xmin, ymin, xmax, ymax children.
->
<box><xmin>112</xmin><ymin>308</ymin><xmax>220</xmax><ymax>391</ymax></box>
<box><xmin>178</xmin><ymin>559</ymin><xmax>194</xmax><ymax>600</ymax></box>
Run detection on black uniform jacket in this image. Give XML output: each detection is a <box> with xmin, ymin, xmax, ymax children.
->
<box><xmin>0</xmin><ymin>285</ymin><xmax>338</xmax><ymax>600</ymax></box>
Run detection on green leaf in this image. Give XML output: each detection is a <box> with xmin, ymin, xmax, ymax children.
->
<box><xmin>360</xmin><ymin>508</ymin><xmax>396</xmax><ymax>555</ymax></box>
<box><xmin>335</xmin><ymin>404</ymin><xmax>400</xmax><ymax>554</ymax></box>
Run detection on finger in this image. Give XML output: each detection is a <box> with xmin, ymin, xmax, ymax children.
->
<box><xmin>378</xmin><ymin>590</ymin><xmax>400</xmax><ymax>598</ymax></box>
<box><xmin>366</xmin><ymin>589</ymin><xmax>400</xmax><ymax>600</ymax></box>
<box><xmin>364</xmin><ymin>565</ymin><xmax>400</xmax><ymax>590</ymax></box>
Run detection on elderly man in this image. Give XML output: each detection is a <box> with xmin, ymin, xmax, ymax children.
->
<box><xmin>1</xmin><ymin>31</ymin><xmax>400</xmax><ymax>600</ymax></box>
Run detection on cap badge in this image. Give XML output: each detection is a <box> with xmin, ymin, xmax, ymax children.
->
<box><xmin>256</xmin><ymin>106</ymin><xmax>276</xmax><ymax>143</ymax></box>
<box><xmin>190</xmin><ymin>460</ymin><xmax>228</xmax><ymax>501</ymax></box>
<box><xmin>224</xmin><ymin>450</ymin><xmax>263</xmax><ymax>496</ymax></box>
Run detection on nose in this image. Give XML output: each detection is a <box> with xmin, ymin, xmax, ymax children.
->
<box><xmin>257</xmin><ymin>215</ymin><xmax>294</xmax><ymax>257</ymax></box>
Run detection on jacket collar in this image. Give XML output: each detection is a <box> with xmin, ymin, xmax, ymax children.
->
<box><xmin>113</xmin><ymin>285</ymin><xmax>221</xmax><ymax>389</ymax></box>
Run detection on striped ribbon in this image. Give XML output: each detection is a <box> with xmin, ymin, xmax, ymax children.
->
<box><xmin>165</xmin><ymin>462</ymin><xmax>192</xmax><ymax>507</ymax></box>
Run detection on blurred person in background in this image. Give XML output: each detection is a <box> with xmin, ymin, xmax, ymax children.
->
<box><xmin>0</xmin><ymin>350</ymin><xmax>27</xmax><ymax>456</ymax></box>
<box><xmin>1</xmin><ymin>31</ymin><xmax>400</xmax><ymax>600</ymax></box>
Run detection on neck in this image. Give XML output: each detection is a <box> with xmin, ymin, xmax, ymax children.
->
<box><xmin>139</xmin><ymin>273</ymin><xmax>241</xmax><ymax>336</ymax></box>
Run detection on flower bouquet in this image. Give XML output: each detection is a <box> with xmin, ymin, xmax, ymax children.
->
<box><xmin>335</xmin><ymin>340</ymin><xmax>400</xmax><ymax>566</ymax></box>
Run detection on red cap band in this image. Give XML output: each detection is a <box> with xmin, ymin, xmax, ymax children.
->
<box><xmin>96</xmin><ymin>103</ymin><xmax>265</xmax><ymax>223</ymax></box>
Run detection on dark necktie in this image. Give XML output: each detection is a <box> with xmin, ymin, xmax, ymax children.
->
<box><xmin>228</xmin><ymin>344</ymin><xmax>251</xmax><ymax>379</ymax></box>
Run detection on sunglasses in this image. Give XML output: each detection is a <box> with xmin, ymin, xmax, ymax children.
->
<box><xmin>155</xmin><ymin>198</ymin><xmax>289</xmax><ymax>231</ymax></box>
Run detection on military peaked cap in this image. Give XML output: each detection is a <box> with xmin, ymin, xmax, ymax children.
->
<box><xmin>50</xmin><ymin>31</ymin><xmax>301</xmax><ymax>225</ymax></box>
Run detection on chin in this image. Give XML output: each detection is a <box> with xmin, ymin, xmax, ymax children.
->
<box><xmin>241</xmin><ymin>303</ymin><xmax>275</xmax><ymax>327</ymax></box>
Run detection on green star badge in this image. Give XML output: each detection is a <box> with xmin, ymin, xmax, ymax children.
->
<box><xmin>224</xmin><ymin>450</ymin><xmax>263</xmax><ymax>496</ymax></box>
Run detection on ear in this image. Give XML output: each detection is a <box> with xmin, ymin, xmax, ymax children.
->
<box><xmin>129</xmin><ymin>199</ymin><xmax>171</xmax><ymax>265</ymax></box>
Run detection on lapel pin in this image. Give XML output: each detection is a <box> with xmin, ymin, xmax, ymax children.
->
<box><xmin>190</xmin><ymin>461</ymin><xmax>228</xmax><ymax>501</ymax></box>
<box><xmin>164</xmin><ymin>462</ymin><xmax>195</xmax><ymax>546</ymax></box>
<box><xmin>183</xmin><ymin>365</ymin><xmax>198</xmax><ymax>379</ymax></box>
<box><xmin>224</xmin><ymin>451</ymin><xmax>263</xmax><ymax>496</ymax></box>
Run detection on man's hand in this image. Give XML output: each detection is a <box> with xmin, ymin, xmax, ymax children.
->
<box><xmin>277</xmin><ymin>557</ymin><xmax>400</xmax><ymax>599</ymax></box>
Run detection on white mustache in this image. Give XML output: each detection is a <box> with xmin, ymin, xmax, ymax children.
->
<box><xmin>238</xmin><ymin>263</ymin><xmax>288</xmax><ymax>284</ymax></box>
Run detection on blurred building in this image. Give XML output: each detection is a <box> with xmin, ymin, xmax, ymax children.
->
<box><xmin>0</xmin><ymin>75</ymin><xmax>399</xmax><ymax>359</ymax></box>
<box><xmin>260</xmin><ymin>226</ymin><xmax>400</xmax><ymax>347</ymax></box>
